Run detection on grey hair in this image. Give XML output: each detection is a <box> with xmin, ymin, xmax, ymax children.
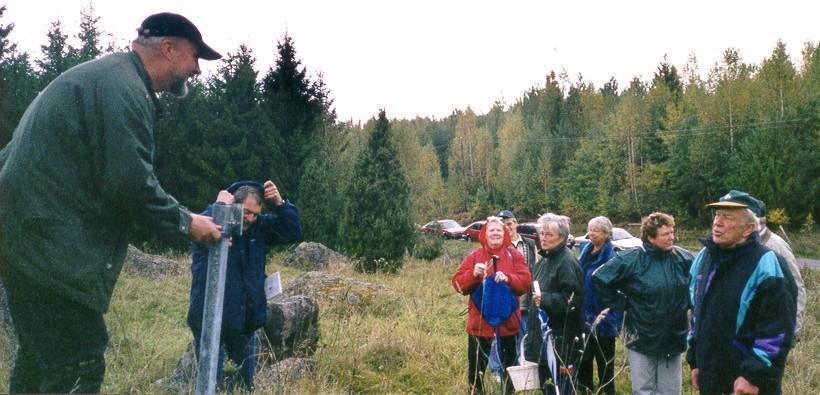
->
<box><xmin>537</xmin><ymin>213</ymin><xmax>571</xmax><ymax>240</ymax></box>
<box><xmin>743</xmin><ymin>208</ymin><xmax>761</xmax><ymax>231</ymax></box>
<box><xmin>588</xmin><ymin>216</ymin><xmax>613</xmax><ymax>238</ymax></box>
<box><xmin>234</xmin><ymin>185</ymin><xmax>262</xmax><ymax>206</ymax></box>
<box><xmin>133</xmin><ymin>35</ymin><xmax>165</xmax><ymax>49</ymax></box>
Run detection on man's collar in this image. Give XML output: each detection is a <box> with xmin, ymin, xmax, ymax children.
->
<box><xmin>511</xmin><ymin>235</ymin><xmax>523</xmax><ymax>245</ymax></box>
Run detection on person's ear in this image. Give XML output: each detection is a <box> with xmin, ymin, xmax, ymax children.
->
<box><xmin>742</xmin><ymin>222</ymin><xmax>756</xmax><ymax>238</ymax></box>
<box><xmin>159</xmin><ymin>38</ymin><xmax>176</xmax><ymax>60</ymax></box>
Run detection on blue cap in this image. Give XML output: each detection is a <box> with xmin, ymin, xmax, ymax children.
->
<box><xmin>497</xmin><ymin>210</ymin><xmax>515</xmax><ymax>220</ymax></box>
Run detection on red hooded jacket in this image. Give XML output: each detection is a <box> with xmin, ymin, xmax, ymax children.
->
<box><xmin>451</xmin><ymin>221</ymin><xmax>532</xmax><ymax>337</ymax></box>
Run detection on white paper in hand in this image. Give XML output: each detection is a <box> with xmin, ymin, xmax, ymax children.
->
<box><xmin>265</xmin><ymin>272</ymin><xmax>282</xmax><ymax>300</ymax></box>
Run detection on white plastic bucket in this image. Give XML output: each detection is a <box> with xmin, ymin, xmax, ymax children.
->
<box><xmin>506</xmin><ymin>360</ymin><xmax>540</xmax><ymax>391</ymax></box>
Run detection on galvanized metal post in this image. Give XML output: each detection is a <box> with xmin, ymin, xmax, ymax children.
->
<box><xmin>195</xmin><ymin>202</ymin><xmax>243</xmax><ymax>395</ymax></box>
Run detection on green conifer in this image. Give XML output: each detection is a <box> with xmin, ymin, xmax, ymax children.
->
<box><xmin>340</xmin><ymin>110</ymin><xmax>413</xmax><ymax>272</ymax></box>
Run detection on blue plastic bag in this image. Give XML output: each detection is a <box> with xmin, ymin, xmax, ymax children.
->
<box><xmin>470</xmin><ymin>273</ymin><xmax>518</xmax><ymax>328</ymax></box>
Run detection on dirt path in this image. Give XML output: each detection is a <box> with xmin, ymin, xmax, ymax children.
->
<box><xmin>797</xmin><ymin>258</ymin><xmax>820</xmax><ymax>270</ymax></box>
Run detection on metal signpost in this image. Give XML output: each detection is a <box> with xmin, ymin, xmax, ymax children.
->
<box><xmin>195</xmin><ymin>202</ymin><xmax>244</xmax><ymax>395</ymax></box>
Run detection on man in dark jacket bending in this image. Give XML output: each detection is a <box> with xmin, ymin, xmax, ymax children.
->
<box><xmin>688</xmin><ymin>190</ymin><xmax>795</xmax><ymax>395</ymax></box>
<box><xmin>0</xmin><ymin>13</ymin><xmax>223</xmax><ymax>393</ymax></box>
<box><xmin>187</xmin><ymin>180</ymin><xmax>303</xmax><ymax>390</ymax></box>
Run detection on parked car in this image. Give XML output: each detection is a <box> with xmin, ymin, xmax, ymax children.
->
<box><xmin>519</xmin><ymin>222</ymin><xmax>576</xmax><ymax>248</ymax></box>
<box><xmin>464</xmin><ymin>220</ymin><xmax>575</xmax><ymax>248</ymax></box>
<box><xmin>421</xmin><ymin>219</ymin><xmax>466</xmax><ymax>239</ymax></box>
<box><xmin>516</xmin><ymin>222</ymin><xmax>541</xmax><ymax>243</ymax></box>
<box><xmin>463</xmin><ymin>220</ymin><xmax>486</xmax><ymax>242</ymax></box>
<box><xmin>573</xmin><ymin>227</ymin><xmax>642</xmax><ymax>252</ymax></box>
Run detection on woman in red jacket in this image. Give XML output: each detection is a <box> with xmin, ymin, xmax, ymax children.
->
<box><xmin>452</xmin><ymin>216</ymin><xmax>532</xmax><ymax>394</ymax></box>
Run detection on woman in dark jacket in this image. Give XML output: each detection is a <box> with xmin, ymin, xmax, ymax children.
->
<box><xmin>452</xmin><ymin>216</ymin><xmax>532</xmax><ymax>394</ymax></box>
<box><xmin>577</xmin><ymin>216</ymin><xmax>622</xmax><ymax>395</ymax></box>
<box><xmin>592</xmin><ymin>212</ymin><xmax>693</xmax><ymax>395</ymax></box>
<box><xmin>523</xmin><ymin>213</ymin><xmax>584</xmax><ymax>395</ymax></box>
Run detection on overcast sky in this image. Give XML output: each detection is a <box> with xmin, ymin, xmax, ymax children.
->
<box><xmin>3</xmin><ymin>1</ymin><xmax>818</xmax><ymax>122</ymax></box>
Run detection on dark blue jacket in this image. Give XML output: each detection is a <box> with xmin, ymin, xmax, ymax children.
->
<box><xmin>687</xmin><ymin>234</ymin><xmax>795</xmax><ymax>395</ymax></box>
<box><xmin>187</xmin><ymin>182</ymin><xmax>303</xmax><ymax>337</ymax></box>
<box><xmin>578</xmin><ymin>240</ymin><xmax>623</xmax><ymax>337</ymax></box>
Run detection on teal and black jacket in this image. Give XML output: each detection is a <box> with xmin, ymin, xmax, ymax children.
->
<box><xmin>687</xmin><ymin>234</ymin><xmax>795</xmax><ymax>395</ymax></box>
<box><xmin>592</xmin><ymin>242</ymin><xmax>692</xmax><ymax>358</ymax></box>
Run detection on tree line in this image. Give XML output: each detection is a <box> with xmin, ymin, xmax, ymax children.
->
<box><xmin>1</xmin><ymin>5</ymin><xmax>817</xmax><ymax>269</ymax></box>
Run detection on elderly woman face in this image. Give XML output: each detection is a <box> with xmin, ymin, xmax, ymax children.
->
<box><xmin>649</xmin><ymin>225</ymin><xmax>675</xmax><ymax>252</ymax></box>
<box><xmin>587</xmin><ymin>224</ymin><xmax>609</xmax><ymax>248</ymax></box>
<box><xmin>539</xmin><ymin>223</ymin><xmax>564</xmax><ymax>252</ymax></box>
<box><xmin>485</xmin><ymin>221</ymin><xmax>505</xmax><ymax>249</ymax></box>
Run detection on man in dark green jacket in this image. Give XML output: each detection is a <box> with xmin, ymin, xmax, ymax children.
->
<box><xmin>0</xmin><ymin>13</ymin><xmax>223</xmax><ymax>393</ymax></box>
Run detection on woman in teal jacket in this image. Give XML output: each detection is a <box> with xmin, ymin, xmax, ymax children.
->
<box><xmin>592</xmin><ymin>212</ymin><xmax>693</xmax><ymax>395</ymax></box>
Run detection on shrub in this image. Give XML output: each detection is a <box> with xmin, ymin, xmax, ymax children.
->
<box><xmin>767</xmin><ymin>208</ymin><xmax>790</xmax><ymax>226</ymax></box>
<box><xmin>412</xmin><ymin>234</ymin><xmax>443</xmax><ymax>260</ymax></box>
<box><xmin>801</xmin><ymin>213</ymin><xmax>815</xmax><ymax>233</ymax></box>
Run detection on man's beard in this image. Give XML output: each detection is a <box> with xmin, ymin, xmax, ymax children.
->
<box><xmin>169</xmin><ymin>75</ymin><xmax>190</xmax><ymax>98</ymax></box>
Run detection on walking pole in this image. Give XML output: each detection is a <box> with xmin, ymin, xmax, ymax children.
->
<box><xmin>195</xmin><ymin>202</ymin><xmax>244</xmax><ymax>395</ymax></box>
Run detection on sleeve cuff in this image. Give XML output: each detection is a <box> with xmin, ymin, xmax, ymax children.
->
<box><xmin>178</xmin><ymin>207</ymin><xmax>192</xmax><ymax>235</ymax></box>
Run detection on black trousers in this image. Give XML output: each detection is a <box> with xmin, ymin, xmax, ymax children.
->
<box><xmin>577</xmin><ymin>333</ymin><xmax>616</xmax><ymax>395</ymax></box>
<box><xmin>2</xmin><ymin>267</ymin><xmax>108</xmax><ymax>393</ymax></box>
<box><xmin>467</xmin><ymin>334</ymin><xmax>516</xmax><ymax>395</ymax></box>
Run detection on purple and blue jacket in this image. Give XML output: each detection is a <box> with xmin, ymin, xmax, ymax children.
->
<box><xmin>687</xmin><ymin>234</ymin><xmax>795</xmax><ymax>395</ymax></box>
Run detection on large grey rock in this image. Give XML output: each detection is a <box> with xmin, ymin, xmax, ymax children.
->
<box><xmin>160</xmin><ymin>295</ymin><xmax>320</xmax><ymax>389</ymax></box>
<box><xmin>158</xmin><ymin>343</ymin><xmax>318</xmax><ymax>393</ymax></box>
<box><xmin>154</xmin><ymin>341</ymin><xmax>196</xmax><ymax>393</ymax></box>
<box><xmin>254</xmin><ymin>357</ymin><xmax>317</xmax><ymax>389</ymax></box>
<box><xmin>123</xmin><ymin>245</ymin><xmax>184</xmax><ymax>278</ymax></box>
<box><xmin>261</xmin><ymin>295</ymin><xmax>320</xmax><ymax>361</ymax></box>
<box><xmin>282</xmin><ymin>271</ymin><xmax>398</xmax><ymax>312</ymax></box>
<box><xmin>281</xmin><ymin>242</ymin><xmax>349</xmax><ymax>270</ymax></box>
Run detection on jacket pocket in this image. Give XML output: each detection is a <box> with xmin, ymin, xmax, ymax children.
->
<box><xmin>20</xmin><ymin>217</ymin><xmax>116</xmax><ymax>310</ymax></box>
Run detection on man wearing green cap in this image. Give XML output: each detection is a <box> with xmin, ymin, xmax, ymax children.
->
<box><xmin>0</xmin><ymin>12</ymin><xmax>223</xmax><ymax>393</ymax></box>
<box><xmin>687</xmin><ymin>190</ymin><xmax>795</xmax><ymax>395</ymax></box>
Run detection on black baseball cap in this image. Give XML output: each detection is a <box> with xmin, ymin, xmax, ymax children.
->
<box><xmin>137</xmin><ymin>13</ymin><xmax>221</xmax><ymax>60</ymax></box>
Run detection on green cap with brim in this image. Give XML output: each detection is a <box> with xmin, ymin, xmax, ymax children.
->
<box><xmin>706</xmin><ymin>190</ymin><xmax>764</xmax><ymax>215</ymax></box>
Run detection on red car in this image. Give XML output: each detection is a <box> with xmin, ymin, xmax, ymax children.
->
<box><xmin>463</xmin><ymin>220</ymin><xmax>486</xmax><ymax>242</ymax></box>
<box><xmin>420</xmin><ymin>219</ymin><xmax>466</xmax><ymax>239</ymax></box>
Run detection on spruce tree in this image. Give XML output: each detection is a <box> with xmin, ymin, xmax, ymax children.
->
<box><xmin>75</xmin><ymin>5</ymin><xmax>103</xmax><ymax>63</ymax></box>
<box><xmin>1</xmin><ymin>6</ymin><xmax>37</xmax><ymax>148</ymax></box>
<box><xmin>298</xmin><ymin>148</ymin><xmax>343</xmax><ymax>247</ymax></box>
<box><xmin>261</xmin><ymin>34</ymin><xmax>334</xmax><ymax>200</ymax></box>
<box><xmin>35</xmin><ymin>21</ymin><xmax>75</xmax><ymax>84</ymax></box>
<box><xmin>340</xmin><ymin>110</ymin><xmax>413</xmax><ymax>273</ymax></box>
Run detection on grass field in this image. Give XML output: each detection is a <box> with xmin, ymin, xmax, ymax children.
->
<box><xmin>0</xmin><ymin>231</ymin><xmax>818</xmax><ymax>393</ymax></box>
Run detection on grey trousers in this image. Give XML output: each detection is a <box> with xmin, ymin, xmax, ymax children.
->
<box><xmin>627</xmin><ymin>349</ymin><xmax>682</xmax><ymax>395</ymax></box>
